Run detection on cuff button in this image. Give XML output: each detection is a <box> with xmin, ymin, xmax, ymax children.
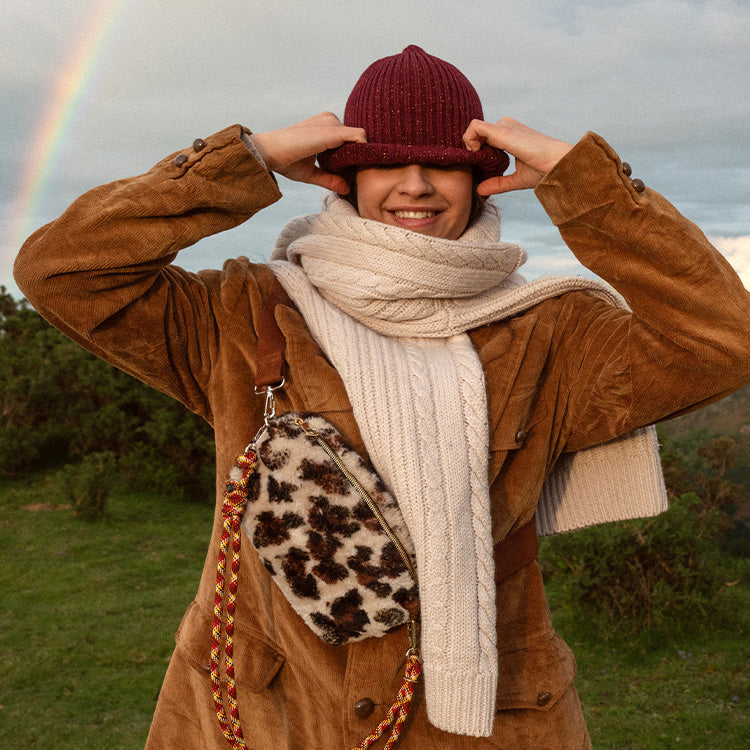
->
<box><xmin>622</xmin><ymin>162</ymin><xmax>632</xmax><ymax>176</ymax></box>
<box><xmin>631</xmin><ymin>178</ymin><xmax>646</xmax><ymax>193</ymax></box>
<box><xmin>173</xmin><ymin>153</ymin><xmax>189</xmax><ymax>167</ymax></box>
<box><xmin>193</xmin><ymin>138</ymin><xmax>207</xmax><ymax>152</ymax></box>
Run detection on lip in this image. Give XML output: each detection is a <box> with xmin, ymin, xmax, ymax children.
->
<box><xmin>387</xmin><ymin>207</ymin><xmax>444</xmax><ymax>230</ymax></box>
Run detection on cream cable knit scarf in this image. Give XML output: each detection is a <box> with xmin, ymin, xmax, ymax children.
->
<box><xmin>268</xmin><ymin>194</ymin><xmax>666</xmax><ymax>737</ymax></box>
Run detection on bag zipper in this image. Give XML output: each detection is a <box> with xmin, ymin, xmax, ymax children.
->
<box><xmin>294</xmin><ymin>417</ymin><xmax>418</xmax><ymax>585</ymax></box>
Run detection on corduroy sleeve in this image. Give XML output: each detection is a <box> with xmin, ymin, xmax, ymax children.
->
<box><xmin>534</xmin><ymin>132</ymin><xmax>750</xmax><ymax>451</ymax></box>
<box><xmin>13</xmin><ymin>125</ymin><xmax>282</xmax><ymax>420</ymax></box>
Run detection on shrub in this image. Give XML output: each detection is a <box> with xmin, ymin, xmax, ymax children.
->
<box><xmin>540</xmin><ymin>434</ymin><xmax>747</xmax><ymax>636</ymax></box>
<box><xmin>58</xmin><ymin>451</ymin><xmax>118</xmax><ymax>520</ymax></box>
<box><xmin>0</xmin><ymin>288</ymin><xmax>215</xmax><ymax>502</ymax></box>
<box><xmin>540</xmin><ymin>494</ymin><xmax>741</xmax><ymax>635</ymax></box>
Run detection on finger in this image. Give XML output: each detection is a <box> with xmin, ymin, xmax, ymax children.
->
<box><xmin>323</xmin><ymin>126</ymin><xmax>367</xmax><ymax>149</ymax></box>
<box><xmin>476</xmin><ymin>173</ymin><xmax>526</xmax><ymax>196</ymax></box>
<box><xmin>305</xmin><ymin>167</ymin><xmax>351</xmax><ymax>194</ymax></box>
<box><xmin>475</xmin><ymin>176</ymin><xmax>504</xmax><ymax>196</ymax></box>
<box><xmin>292</xmin><ymin>124</ymin><xmax>366</xmax><ymax>157</ymax></box>
<box><xmin>291</xmin><ymin>114</ymin><xmax>367</xmax><ymax>147</ymax></box>
<box><xmin>462</xmin><ymin>119</ymin><xmax>488</xmax><ymax>151</ymax></box>
<box><xmin>291</xmin><ymin>111</ymin><xmax>344</xmax><ymax>128</ymax></box>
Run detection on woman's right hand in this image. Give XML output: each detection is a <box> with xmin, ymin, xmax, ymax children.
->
<box><xmin>250</xmin><ymin>112</ymin><xmax>366</xmax><ymax>194</ymax></box>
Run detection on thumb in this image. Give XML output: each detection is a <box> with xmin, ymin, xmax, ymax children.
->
<box><xmin>476</xmin><ymin>175</ymin><xmax>518</xmax><ymax>196</ymax></box>
<box><xmin>307</xmin><ymin>167</ymin><xmax>351</xmax><ymax>195</ymax></box>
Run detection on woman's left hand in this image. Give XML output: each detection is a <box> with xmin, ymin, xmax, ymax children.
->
<box><xmin>462</xmin><ymin>118</ymin><xmax>573</xmax><ymax>195</ymax></box>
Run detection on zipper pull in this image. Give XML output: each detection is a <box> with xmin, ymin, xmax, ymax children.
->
<box><xmin>406</xmin><ymin>620</ymin><xmax>420</xmax><ymax>659</ymax></box>
<box><xmin>293</xmin><ymin>417</ymin><xmax>320</xmax><ymax>437</ymax></box>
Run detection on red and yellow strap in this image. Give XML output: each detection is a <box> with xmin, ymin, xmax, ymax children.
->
<box><xmin>211</xmin><ymin>447</ymin><xmax>257</xmax><ymax>750</ymax></box>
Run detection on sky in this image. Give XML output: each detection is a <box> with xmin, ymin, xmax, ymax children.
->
<box><xmin>2</xmin><ymin>0</ymin><xmax>749</xmax><ymax>300</ymax></box>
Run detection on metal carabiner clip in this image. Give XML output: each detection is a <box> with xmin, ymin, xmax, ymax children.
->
<box><xmin>253</xmin><ymin>378</ymin><xmax>286</xmax><ymax>426</ymax></box>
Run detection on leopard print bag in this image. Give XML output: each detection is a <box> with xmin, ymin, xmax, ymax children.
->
<box><xmin>239</xmin><ymin>411</ymin><xmax>419</xmax><ymax>644</ymax></box>
<box><xmin>211</xmin><ymin>283</ymin><xmax>422</xmax><ymax>749</ymax></box>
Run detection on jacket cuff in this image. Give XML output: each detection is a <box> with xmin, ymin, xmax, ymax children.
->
<box><xmin>163</xmin><ymin>123</ymin><xmax>281</xmax><ymax>206</ymax></box>
<box><xmin>534</xmin><ymin>131</ymin><xmax>648</xmax><ymax>226</ymax></box>
<box><xmin>240</xmin><ymin>129</ymin><xmax>267</xmax><ymax>169</ymax></box>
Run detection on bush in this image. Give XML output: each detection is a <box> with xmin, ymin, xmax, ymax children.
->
<box><xmin>540</xmin><ymin>494</ymin><xmax>741</xmax><ymax>635</ymax></box>
<box><xmin>540</xmin><ymin>435</ymin><xmax>747</xmax><ymax>636</ymax></box>
<box><xmin>0</xmin><ymin>293</ymin><xmax>75</xmax><ymax>471</ymax></box>
<box><xmin>0</xmin><ymin>288</ymin><xmax>216</xmax><ymax>502</ymax></box>
<box><xmin>57</xmin><ymin>451</ymin><xmax>118</xmax><ymax>520</ymax></box>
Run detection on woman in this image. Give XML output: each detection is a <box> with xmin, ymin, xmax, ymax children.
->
<box><xmin>15</xmin><ymin>45</ymin><xmax>750</xmax><ymax>748</ymax></box>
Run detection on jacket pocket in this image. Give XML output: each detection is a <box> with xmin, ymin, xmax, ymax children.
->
<box><xmin>276</xmin><ymin>305</ymin><xmax>354</xmax><ymax>415</ymax></box>
<box><xmin>176</xmin><ymin>599</ymin><xmax>285</xmax><ymax>693</ymax></box>
<box><xmin>495</xmin><ymin>633</ymin><xmax>577</xmax><ymax>712</ymax></box>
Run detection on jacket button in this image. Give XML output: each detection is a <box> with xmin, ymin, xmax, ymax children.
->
<box><xmin>174</xmin><ymin>153</ymin><xmax>189</xmax><ymax>167</ymax></box>
<box><xmin>514</xmin><ymin>429</ymin><xmax>526</xmax><ymax>443</ymax></box>
<box><xmin>354</xmin><ymin>697</ymin><xmax>376</xmax><ymax>719</ymax></box>
<box><xmin>193</xmin><ymin>138</ymin><xmax>207</xmax><ymax>152</ymax></box>
<box><xmin>537</xmin><ymin>691</ymin><xmax>552</xmax><ymax>706</ymax></box>
<box><xmin>622</xmin><ymin>162</ymin><xmax>632</xmax><ymax>176</ymax></box>
<box><xmin>631</xmin><ymin>178</ymin><xmax>646</xmax><ymax>193</ymax></box>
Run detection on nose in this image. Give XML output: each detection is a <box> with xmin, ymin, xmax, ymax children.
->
<box><xmin>396</xmin><ymin>165</ymin><xmax>434</xmax><ymax>197</ymax></box>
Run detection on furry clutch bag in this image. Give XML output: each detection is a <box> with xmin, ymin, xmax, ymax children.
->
<box><xmin>239</xmin><ymin>412</ymin><xmax>419</xmax><ymax>644</ymax></box>
<box><xmin>211</xmin><ymin>283</ymin><xmax>422</xmax><ymax>750</ymax></box>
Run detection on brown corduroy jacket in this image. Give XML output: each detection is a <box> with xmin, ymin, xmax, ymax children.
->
<box><xmin>14</xmin><ymin>126</ymin><xmax>750</xmax><ymax>749</ymax></box>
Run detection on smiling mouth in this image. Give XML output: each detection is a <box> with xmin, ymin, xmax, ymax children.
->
<box><xmin>393</xmin><ymin>210</ymin><xmax>438</xmax><ymax>219</ymax></box>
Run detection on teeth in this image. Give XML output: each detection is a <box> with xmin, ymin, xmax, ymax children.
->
<box><xmin>394</xmin><ymin>210</ymin><xmax>436</xmax><ymax>219</ymax></box>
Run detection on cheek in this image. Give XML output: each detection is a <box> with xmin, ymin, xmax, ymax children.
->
<box><xmin>457</xmin><ymin>191</ymin><xmax>473</xmax><ymax>220</ymax></box>
<box><xmin>355</xmin><ymin>191</ymin><xmax>375</xmax><ymax>220</ymax></box>
<box><xmin>438</xmin><ymin>170</ymin><xmax>472</xmax><ymax>201</ymax></box>
<box><xmin>443</xmin><ymin>175</ymin><xmax>475</xmax><ymax>234</ymax></box>
<box><xmin>355</xmin><ymin>173</ymin><xmax>386</xmax><ymax>220</ymax></box>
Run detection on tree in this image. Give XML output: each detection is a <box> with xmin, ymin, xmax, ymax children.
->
<box><xmin>0</xmin><ymin>287</ymin><xmax>215</xmax><ymax>502</ymax></box>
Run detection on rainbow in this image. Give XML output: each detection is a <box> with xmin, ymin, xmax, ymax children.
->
<box><xmin>6</xmin><ymin>0</ymin><xmax>128</xmax><ymax>267</ymax></box>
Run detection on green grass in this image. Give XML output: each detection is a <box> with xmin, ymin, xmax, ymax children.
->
<box><xmin>1</xmin><ymin>472</ymin><xmax>749</xmax><ymax>748</ymax></box>
<box><xmin>549</xmin><ymin>593</ymin><xmax>750</xmax><ymax>748</ymax></box>
<box><xmin>572</xmin><ymin>635</ymin><xmax>749</xmax><ymax>748</ymax></box>
<box><xmin>0</xmin><ymin>472</ymin><xmax>212</xmax><ymax>748</ymax></box>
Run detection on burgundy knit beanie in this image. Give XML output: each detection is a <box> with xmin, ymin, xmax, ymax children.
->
<box><xmin>318</xmin><ymin>45</ymin><xmax>509</xmax><ymax>178</ymax></box>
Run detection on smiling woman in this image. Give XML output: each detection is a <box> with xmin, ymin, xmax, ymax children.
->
<box><xmin>355</xmin><ymin>164</ymin><xmax>474</xmax><ymax>239</ymax></box>
<box><xmin>13</xmin><ymin>43</ymin><xmax>750</xmax><ymax>750</ymax></box>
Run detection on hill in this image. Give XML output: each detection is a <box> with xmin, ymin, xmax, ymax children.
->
<box><xmin>661</xmin><ymin>382</ymin><xmax>750</xmax><ymax>438</ymax></box>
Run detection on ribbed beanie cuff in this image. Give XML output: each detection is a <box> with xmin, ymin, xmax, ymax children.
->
<box><xmin>318</xmin><ymin>45</ymin><xmax>509</xmax><ymax>178</ymax></box>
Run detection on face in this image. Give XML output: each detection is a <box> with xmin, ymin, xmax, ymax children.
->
<box><xmin>355</xmin><ymin>164</ymin><xmax>474</xmax><ymax>240</ymax></box>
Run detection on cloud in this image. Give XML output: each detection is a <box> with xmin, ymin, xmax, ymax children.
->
<box><xmin>2</xmin><ymin>0</ymin><xmax>748</xmax><ymax>300</ymax></box>
<box><xmin>709</xmin><ymin>235</ymin><xmax>750</xmax><ymax>290</ymax></box>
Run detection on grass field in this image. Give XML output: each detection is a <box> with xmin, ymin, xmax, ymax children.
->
<box><xmin>0</xmin><ymin>474</ymin><xmax>211</xmax><ymax>748</ymax></box>
<box><xmin>1</xmin><ymin>472</ymin><xmax>748</xmax><ymax>748</ymax></box>
<box><xmin>546</xmin><ymin>586</ymin><xmax>749</xmax><ymax>748</ymax></box>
